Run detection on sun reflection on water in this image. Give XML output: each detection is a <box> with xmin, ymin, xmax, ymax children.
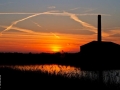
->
<box><xmin>0</xmin><ymin>64</ymin><xmax>98</xmax><ymax>79</ymax></box>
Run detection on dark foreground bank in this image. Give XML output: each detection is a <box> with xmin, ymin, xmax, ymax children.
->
<box><xmin>0</xmin><ymin>68</ymin><xmax>120</xmax><ymax>90</ymax></box>
<box><xmin>0</xmin><ymin>52</ymin><xmax>120</xmax><ymax>71</ymax></box>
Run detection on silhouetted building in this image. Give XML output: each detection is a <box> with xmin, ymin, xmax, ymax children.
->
<box><xmin>80</xmin><ymin>15</ymin><xmax>120</xmax><ymax>70</ymax></box>
<box><xmin>98</xmin><ymin>15</ymin><xmax>101</xmax><ymax>42</ymax></box>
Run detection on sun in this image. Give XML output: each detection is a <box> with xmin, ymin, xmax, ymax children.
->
<box><xmin>51</xmin><ymin>45</ymin><xmax>61</xmax><ymax>52</ymax></box>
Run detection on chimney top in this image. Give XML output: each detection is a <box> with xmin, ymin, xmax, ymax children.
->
<box><xmin>98</xmin><ymin>15</ymin><xmax>101</xmax><ymax>42</ymax></box>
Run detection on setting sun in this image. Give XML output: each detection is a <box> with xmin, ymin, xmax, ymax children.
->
<box><xmin>51</xmin><ymin>45</ymin><xmax>61</xmax><ymax>52</ymax></box>
<box><xmin>0</xmin><ymin>0</ymin><xmax>120</xmax><ymax>53</ymax></box>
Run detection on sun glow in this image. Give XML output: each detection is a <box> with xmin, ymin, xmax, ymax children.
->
<box><xmin>51</xmin><ymin>45</ymin><xmax>61</xmax><ymax>52</ymax></box>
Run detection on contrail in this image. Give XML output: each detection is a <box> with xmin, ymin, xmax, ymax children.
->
<box><xmin>63</xmin><ymin>11</ymin><xmax>109</xmax><ymax>37</ymax></box>
<box><xmin>0</xmin><ymin>11</ymin><xmax>110</xmax><ymax>37</ymax></box>
<box><xmin>1</xmin><ymin>11</ymin><xmax>58</xmax><ymax>34</ymax></box>
<box><xmin>70</xmin><ymin>7</ymin><xmax>80</xmax><ymax>11</ymax></box>
<box><xmin>50</xmin><ymin>32</ymin><xmax>60</xmax><ymax>39</ymax></box>
<box><xmin>0</xmin><ymin>25</ymin><xmax>38</xmax><ymax>34</ymax></box>
<box><xmin>107</xmin><ymin>29</ymin><xmax>120</xmax><ymax>36</ymax></box>
<box><xmin>32</xmin><ymin>21</ymin><xmax>60</xmax><ymax>38</ymax></box>
<box><xmin>32</xmin><ymin>21</ymin><xmax>42</xmax><ymax>28</ymax></box>
<box><xmin>0</xmin><ymin>24</ymin><xmax>112</xmax><ymax>38</ymax></box>
<box><xmin>0</xmin><ymin>13</ymin><xmax>37</xmax><ymax>14</ymax></box>
<box><xmin>30</xmin><ymin>11</ymin><xmax>109</xmax><ymax>37</ymax></box>
<box><xmin>76</xmin><ymin>13</ymin><xmax>111</xmax><ymax>16</ymax></box>
<box><xmin>31</xmin><ymin>21</ymin><xmax>48</xmax><ymax>31</ymax></box>
<box><xmin>48</xmin><ymin>6</ymin><xmax>56</xmax><ymax>9</ymax></box>
<box><xmin>0</xmin><ymin>25</ymin><xmax>62</xmax><ymax>38</ymax></box>
<box><xmin>0</xmin><ymin>12</ymin><xmax>111</xmax><ymax>16</ymax></box>
<box><xmin>0</xmin><ymin>11</ymin><xmax>60</xmax><ymax>14</ymax></box>
<box><xmin>84</xmin><ymin>8</ymin><xmax>96</xmax><ymax>13</ymax></box>
<box><xmin>70</xmin><ymin>14</ymin><xmax>109</xmax><ymax>37</ymax></box>
<box><xmin>71</xmin><ymin>14</ymin><xmax>97</xmax><ymax>32</ymax></box>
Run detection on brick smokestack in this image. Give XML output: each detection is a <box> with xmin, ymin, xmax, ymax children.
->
<box><xmin>98</xmin><ymin>15</ymin><xmax>101</xmax><ymax>42</ymax></box>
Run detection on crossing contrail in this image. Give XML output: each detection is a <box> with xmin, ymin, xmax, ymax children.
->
<box><xmin>0</xmin><ymin>11</ymin><xmax>110</xmax><ymax>37</ymax></box>
<box><xmin>0</xmin><ymin>11</ymin><xmax>58</xmax><ymax>34</ymax></box>
<box><xmin>0</xmin><ymin>13</ymin><xmax>38</xmax><ymax>14</ymax></box>
<box><xmin>50</xmin><ymin>32</ymin><xmax>60</xmax><ymax>39</ymax></box>
<box><xmin>32</xmin><ymin>21</ymin><xmax>42</xmax><ymax>28</ymax></box>
<box><xmin>32</xmin><ymin>21</ymin><xmax>60</xmax><ymax>38</ymax></box>
<box><xmin>0</xmin><ymin>25</ymin><xmax>38</xmax><ymax>34</ymax></box>
<box><xmin>63</xmin><ymin>11</ymin><xmax>109</xmax><ymax>37</ymax></box>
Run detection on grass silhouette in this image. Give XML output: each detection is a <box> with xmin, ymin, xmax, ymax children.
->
<box><xmin>0</xmin><ymin>67</ymin><xmax>120</xmax><ymax>90</ymax></box>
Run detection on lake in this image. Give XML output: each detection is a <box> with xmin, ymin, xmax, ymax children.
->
<box><xmin>0</xmin><ymin>64</ymin><xmax>120</xmax><ymax>84</ymax></box>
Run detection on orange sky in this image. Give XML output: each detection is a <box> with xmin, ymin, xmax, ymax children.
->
<box><xmin>0</xmin><ymin>31</ymin><xmax>97</xmax><ymax>53</ymax></box>
<box><xmin>0</xmin><ymin>30</ymin><xmax>120</xmax><ymax>53</ymax></box>
<box><xmin>0</xmin><ymin>0</ymin><xmax>120</xmax><ymax>53</ymax></box>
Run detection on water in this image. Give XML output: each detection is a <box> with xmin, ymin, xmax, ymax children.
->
<box><xmin>1</xmin><ymin>64</ymin><xmax>120</xmax><ymax>84</ymax></box>
<box><xmin>0</xmin><ymin>64</ymin><xmax>98</xmax><ymax>80</ymax></box>
<box><xmin>103</xmin><ymin>70</ymin><xmax>120</xmax><ymax>84</ymax></box>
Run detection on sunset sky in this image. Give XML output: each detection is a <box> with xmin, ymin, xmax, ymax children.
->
<box><xmin>0</xmin><ymin>0</ymin><xmax>120</xmax><ymax>53</ymax></box>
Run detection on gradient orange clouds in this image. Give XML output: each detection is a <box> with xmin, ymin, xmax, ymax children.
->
<box><xmin>0</xmin><ymin>30</ymin><xmax>97</xmax><ymax>53</ymax></box>
<box><xmin>0</xmin><ymin>10</ymin><xmax>120</xmax><ymax>53</ymax></box>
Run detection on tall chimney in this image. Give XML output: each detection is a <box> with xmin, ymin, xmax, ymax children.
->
<box><xmin>98</xmin><ymin>15</ymin><xmax>101</xmax><ymax>42</ymax></box>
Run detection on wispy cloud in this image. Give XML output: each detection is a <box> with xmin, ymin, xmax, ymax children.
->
<box><xmin>0</xmin><ymin>11</ymin><xmax>110</xmax><ymax>37</ymax></box>
<box><xmin>0</xmin><ymin>12</ymin><xmax>111</xmax><ymax>16</ymax></box>
<box><xmin>106</xmin><ymin>28</ymin><xmax>120</xmax><ymax>37</ymax></box>
<box><xmin>0</xmin><ymin>25</ymin><xmax>38</xmax><ymax>35</ymax></box>
<box><xmin>63</xmin><ymin>11</ymin><xmax>109</xmax><ymax>37</ymax></box>
<box><xmin>109</xmin><ymin>34</ymin><xmax>120</xmax><ymax>37</ymax></box>
<box><xmin>84</xmin><ymin>8</ymin><xmax>96</xmax><ymax>13</ymax></box>
<box><xmin>48</xmin><ymin>6</ymin><xmax>56</xmax><ymax>9</ymax></box>
<box><xmin>70</xmin><ymin>7</ymin><xmax>96</xmax><ymax>13</ymax></box>
<box><xmin>0</xmin><ymin>11</ymin><xmax>58</xmax><ymax>34</ymax></box>
<box><xmin>0</xmin><ymin>13</ymin><xmax>39</xmax><ymax>14</ymax></box>
<box><xmin>32</xmin><ymin>21</ymin><xmax>42</xmax><ymax>28</ymax></box>
<box><xmin>50</xmin><ymin>32</ymin><xmax>60</xmax><ymax>39</ymax></box>
<box><xmin>70</xmin><ymin>7</ymin><xmax>80</xmax><ymax>11</ymax></box>
<box><xmin>76</xmin><ymin>13</ymin><xmax>111</xmax><ymax>16</ymax></box>
<box><xmin>0</xmin><ymin>25</ymin><xmax>59</xmax><ymax>38</ymax></box>
<box><xmin>70</xmin><ymin>14</ymin><xmax>97</xmax><ymax>31</ymax></box>
<box><xmin>32</xmin><ymin>21</ymin><xmax>60</xmax><ymax>39</ymax></box>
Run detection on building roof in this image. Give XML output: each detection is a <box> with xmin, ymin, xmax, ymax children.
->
<box><xmin>81</xmin><ymin>41</ymin><xmax>120</xmax><ymax>48</ymax></box>
<box><xmin>80</xmin><ymin>41</ymin><xmax>120</xmax><ymax>54</ymax></box>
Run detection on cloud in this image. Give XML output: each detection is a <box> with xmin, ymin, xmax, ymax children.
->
<box><xmin>63</xmin><ymin>12</ymin><xmax>97</xmax><ymax>32</ymax></box>
<box><xmin>32</xmin><ymin>21</ymin><xmax>60</xmax><ymax>39</ymax></box>
<box><xmin>76</xmin><ymin>13</ymin><xmax>111</xmax><ymax>16</ymax></box>
<box><xmin>70</xmin><ymin>7</ymin><xmax>80</xmax><ymax>11</ymax></box>
<box><xmin>71</xmin><ymin>14</ymin><xmax>97</xmax><ymax>31</ymax></box>
<box><xmin>73</xmin><ymin>30</ymin><xmax>96</xmax><ymax>35</ymax></box>
<box><xmin>0</xmin><ymin>11</ymin><xmax>110</xmax><ymax>37</ymax></box>
<box><xmin>63</xmin><ymin>11</ymin><xmax>110</xmax><ymax>37</ymax></box>
<box><xmin>32</xmin><ymin>21</ymin><xmax>48</xmax><ymax>31</ymax></box>
<box><xmin>50</xmin><ymin>32</ymin><xmax>60</xmax><ymax>39</ymax></box>
<box><xmin>110</xmin><ymin>29</ymin><xmax>120</xmax><ymax>34</ymax></box>
<box><xmin>109</xmin><ymin>34</ymin><xmax>120</xmax><ymax>37</ymax></box>
<box><xmin>0</xmin><ymin>11</ymin><xmax>58</xmax><ymax>34</ymax></box>
<box><xmin>48</xmin><ymin>6</ymin><xmax>56</xmax><ymax>9</ymax></box>
<box><xmin>106</xmin><ymin>29</ymin><xmax>120</xmax><ymax>37</ymax></box>
<box><xmin>0</xmin><ymin>13</ymin><xmax>38</xmax><ymax>14</ymax></box>
<box><xmin>70</xmin><ymin>7</ymin><xmax>96</xmax><ymax>13</ymax></box>
<box><xmin>84</xmin><ymin>8</ymin><xmax>96</xmax><ymax>13</ymax></box>
<box><xmin>0</xmin><ymin>25</ymin><xmax>38</xmax><ymax>35</ymax></box>
<box><xmin>32</xmin><ymin>21</ymin><xmax>42</xmax><ymax>28</ymax></box>
<box><xmin>52</xmin><ymin>28</ymin><xmax>96</xmax><ymax>35</ymax></box>
<box><xmin>0</xmin><ymin>25</ymin><xmax>62</xmax><ymax>39</ymax></box>
<box><xmin>0</xmin><ymin>12</ymin><xmax>111</xmax><ymax>16</ymax></box>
